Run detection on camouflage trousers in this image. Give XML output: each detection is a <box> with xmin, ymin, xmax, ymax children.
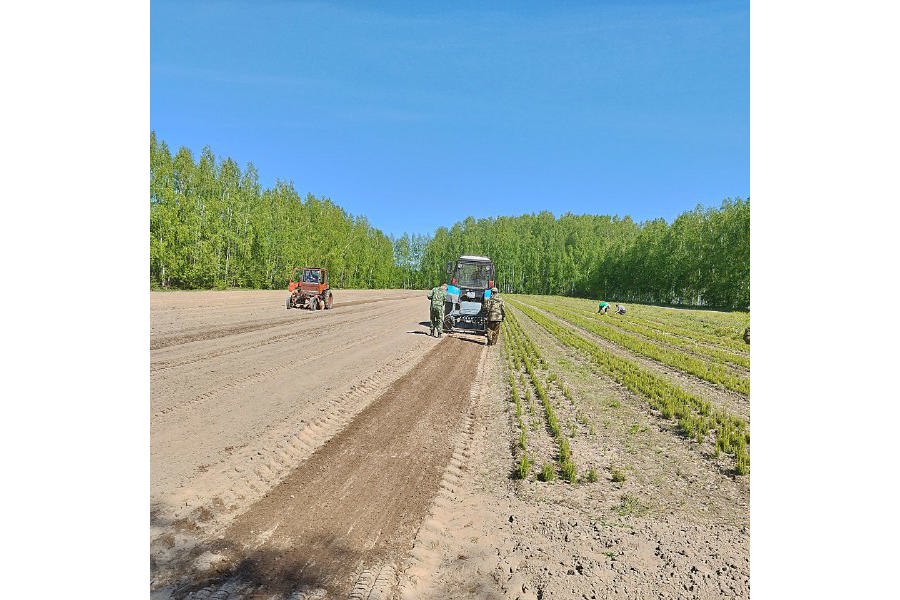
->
<box><xmin>430</xmin><ymin>306</ymin><xmax>445</xmax><ymax>335</ymax></box>
<box><xmin>485</xmin><ymin>321</ymin><xmax>502</xmax><ymax>345</ymax></box>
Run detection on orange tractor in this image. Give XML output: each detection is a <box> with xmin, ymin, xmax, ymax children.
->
<box><xmin>286</xmin><ymin>267</ymin><xmax>334</xmax><ymax>310</ymax></box>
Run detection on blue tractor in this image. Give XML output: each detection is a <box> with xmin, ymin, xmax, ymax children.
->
<box><xmin>442</xmin><ymin>255</ymin><xmax>496</xmax><ymax>335</ymax></box>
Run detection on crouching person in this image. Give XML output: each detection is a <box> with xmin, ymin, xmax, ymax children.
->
<box><xmin>483</xmin><ymin>287</ymin><xmax>505</xmax><ymax>346</ymax></box>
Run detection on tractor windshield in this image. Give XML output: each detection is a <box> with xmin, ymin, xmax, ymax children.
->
<box><xmin>303</xmin><ymin>269</ymin><xmax>320</xmax><ymax>283</ymax></box>
<box><xmin>456</xmin><ymin>262</ymin><xmax>491</xmax><ymax>289</ymax></box>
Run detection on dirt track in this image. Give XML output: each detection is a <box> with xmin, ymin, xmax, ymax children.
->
<box><xmin>151</xmin><ymin>290</ymin><xmax>749</xmax><ymax>599</ymax></box>
<box><xmin>151</xmin><ymin>289</ymin><xmax>484</xmax><ymax>598</ymax></box>
<box><xmin>199</xmin><ymin>336</ymin><xmax>482</xmax><ymax>597</ymax></box>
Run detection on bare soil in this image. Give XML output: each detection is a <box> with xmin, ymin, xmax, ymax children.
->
<box><xmin>150</xmin><ymin>290</ymin><xmax>749</xmax><ymax>599</ymax></box>
<box><xmin>401</xmin><ymin>307</ymin><xmax>749</xmax><ymax>600</ymax></box>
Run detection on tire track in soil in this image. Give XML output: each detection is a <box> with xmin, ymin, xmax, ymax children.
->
<box><xmin>151</xmin><ymin>294</ymin><xmax>418</xmax><ymax>376</ymax></box>
<box><xmin>395</xmin><ymin>341</ymin><xmax>502</xmax><ymax>599</ymax></box>
<box><xmin>159</xmin><ymin>335</ymin><xmax>484</xmax><ymax>600</ymax></box>
<box><xmin>151</xmin><ymin>330</ymin><xmax>382</xmax><ymax>425</ymax></box>
<box><xmin>151</xmin><ymin>294</ymin><xmax>421</xmax><ymax>350</ymax></box>
<box><xmin>152</xmin><ymin>338</ymin><xmax>433</xmax><ymax>543</ymax></box>
<box><xmin>151</xmin><ymin>310</ymin><xmax>377</xmax><ymax>374</ymax></box>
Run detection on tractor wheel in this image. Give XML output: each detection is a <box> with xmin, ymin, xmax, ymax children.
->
<box><xmin>324</xmin><ymin>291</ymin><xmax>333</xmax><ymax>309</ymax></box>
<box><xmin>286</xmin><ymin>296</ymin><xmax>292</xmax><ymax>309</ymax></box>
<box><xmin>308</xmin><ymin>297</ymin><xmax>318</xmax><ymax>310</ymax></box>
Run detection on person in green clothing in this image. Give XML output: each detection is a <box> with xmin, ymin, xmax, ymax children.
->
<box><xmin>427</xmin><ymin>283</ymin><xmax>448</xmax><ymax>337</ymax></box>
<box><xmin>597</xmin><ymin>300</ymin><xmax>610</xmax><ymax>314</ymax></box>
<box><xmin>482</xmin><ymin>287</ymin><xmax>505</xmax><ymax>346</ymax></box>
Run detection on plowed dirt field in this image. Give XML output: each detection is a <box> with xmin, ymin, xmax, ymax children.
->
<box><xmin>150</xmin><ymin>290</ymin><xmax>749</xmax><ymax>600</ymax></box>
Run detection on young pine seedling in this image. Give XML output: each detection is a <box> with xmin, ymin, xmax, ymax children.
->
<box><xmin>515</xmin><ymin>454</ymin><xmax>532</xmax><ymax>480</ymax></box>
<box><xmin>539</xmin><ymin>462</ymin><xmax>557</xmax><ymax>482</ymax></box>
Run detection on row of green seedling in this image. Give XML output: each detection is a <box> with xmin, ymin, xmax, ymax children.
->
<box><xmin>502</xmin><ymin>324</ymin><xmax>534</xmax><ymax>478</ymax></box>
<box><xmin>540</xmin><ymin>296</ymin><xmax>750</xmax><ymax>368</ymax></box>
<box><xmin>508</xmin><ymin>299</ymin><xmax>749</xmax><ymax>475</ymax></box>
<box><xmin>516</xmin><ymin>297</ymin><xmax>749</xmax><ymax>395</ymax></box>
<box><xmin>621</xmin><ymin>310</ymin><xmax>749</xmax><ymax>355</ymax></box>
<box><xmin>503</xmin><ymin>311</ymin><xmax>551</xmax><ymax>477</ymax></box>
<box><xmin>627</xmin><ymin>304</ymin><xmax>750</xmax><ymax>342</ymax></box>
<box><xmin>549</xmin><ymin>295</ymin><xmax>750</xmax><ymax>357</ymax></box>
<box><xmin>505</xmin><ymin>309</ymin><xmax>545</xmax><ymax>370</ymax></box>
<box><xmin>505</xmin><ymin>310</ymin><xmax>577</xmax><ymax>483</ymax></box>
<box><xmin>502</xmin><ymin>317</ymin><xmax>535</xmax><ymax>478</ymax></box>
<box><xmin>628</xmin><ymin>299</ymin><xmax>750</xmax><ymax>328</ymax></box>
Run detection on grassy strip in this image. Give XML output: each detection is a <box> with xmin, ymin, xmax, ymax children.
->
<box><xmin>516</xmin><ymin>297</ymin><xmax>749</xmax><ymax>395</ymax></box>
<box><xmin>509</xmin><ymin>299</ymin><xmax>749</xmax><ymax>475</ymax></box>
<box><xmin>628</xmin><ymin>304</ymin><xmax>749</xmax><ymax>342</ymax></box>
<box><xmin>539</xmin><ymin>296</ymin><xmax>750</xmax><ymax>368</ymax></box>
<box><xmin>506</xmin><ymin>310</ymin><xmax>578</xmax><ymax>483</ymax></box>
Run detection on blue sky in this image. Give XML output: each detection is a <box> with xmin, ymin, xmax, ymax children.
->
<box><xmin>151</xmin><ymin>0</ymin><xmax>748</xmax><ymax>237</ymax></box>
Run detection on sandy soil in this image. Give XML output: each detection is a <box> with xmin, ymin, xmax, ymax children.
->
<box><xmin>399</xmin><ymin>306</ymin><xmax>749</xmax><ymax>600</ymax></box>
<box><xmin>151</xmin><ymin>290</ymin><xmax>446</xmax><ymax>590</ymax></box>
<box><xmin>150</xmin><ymin>290</ymin><xmax>749</xmax><ymax>599</ymax></box>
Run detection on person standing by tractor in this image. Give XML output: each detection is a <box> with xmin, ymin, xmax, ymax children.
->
<box><xmin>483</xmin><ymin>287</ymin><xmax>505</xmax><ymax>346</ymax></box>
<box><xmin>427</xmin><ymin>283</ymin><xmax>448</xmax><ymax>337</ymax></box>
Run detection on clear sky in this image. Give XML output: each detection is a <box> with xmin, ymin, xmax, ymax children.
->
<box><xmin>151</xmin><ymin>0</ymin><xmax>748</xmax><ymax>237</ymax></box>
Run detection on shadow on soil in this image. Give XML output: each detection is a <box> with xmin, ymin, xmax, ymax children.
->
<box><xmin>155</xmin><ymin>526</ymin><xmax>365</xmax><ymax>599</ymax></box>
<box><xmin>449</xmin><ymin>334</ymin><xmax>488</xmax><ymax>347</ymax></box>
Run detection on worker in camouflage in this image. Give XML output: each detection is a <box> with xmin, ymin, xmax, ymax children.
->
<box><xmin>427</xmin><ymin>283</ymin><xmax>448</xmax><ymax>337</ymax></box>
<box><xmin>483</xmin><ymin>287</ymin><xmax>505</xmax><ymax>346</ymax></box>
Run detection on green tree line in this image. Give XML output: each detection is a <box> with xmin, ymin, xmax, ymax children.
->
<box><xmin>150</xmin><ymin>134</ymin><xmax>749</xmax><ymax>308</ymax></box>
<box><xmin>151</xmin><ymin>132</ymin><xmax>396</xmax><ymax>289</ymax></box>
<box><xmin>415</xmin><ymin>201</ymin><xmax>750</xmax><ymax>308</ymax></box>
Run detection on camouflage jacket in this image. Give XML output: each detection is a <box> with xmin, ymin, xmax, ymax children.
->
<box><xmin>427</xmin><ymin>287</ymin><xmax>446</xmax><ymax>309</ymax></box>
<box><xmin>484</xmin><ymin>296</ymin><xmax>505</xmax><ymax>322</ymax></box>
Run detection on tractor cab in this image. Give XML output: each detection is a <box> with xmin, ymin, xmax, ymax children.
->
<box><xmin>289</xmin><ymin>267</ymin><xmax>328</xmax><ymax>293</ymax></box>
<box><xmin>443</xmin><ymin>255</ymin><xmax>495</xmax><ymax>334</ymax></box>
<box><xmin>286</xmin><ymin>267</ymin><xmax>333</xmax><ymax>310</ymax></box>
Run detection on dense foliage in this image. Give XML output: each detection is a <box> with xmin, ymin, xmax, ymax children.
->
<box><xmin>150</xmin><ymin>133</ymin><xmax>396</xmax><ymax>289</ymax></box>
<box><xmin>150</xmin><ymin>135</ymin><xmax>749</xmax><ymax>307</ymax></box>
<box><xmin>410</xmin><ymin>202</ymin><xmax>750</xmax><ymax>309</ymax></box>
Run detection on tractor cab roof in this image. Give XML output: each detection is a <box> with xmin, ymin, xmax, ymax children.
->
<box><xmin>458</xmin><ymin>255</ymin><xmax>492</xmax><ymax>263</ymax></box>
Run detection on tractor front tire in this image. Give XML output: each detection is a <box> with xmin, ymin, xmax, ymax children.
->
<box><xmin>308</xmin><ymin>297</ymin><xmax>318</xmax><ymax>310</ymax></box>
<box><xmin>286</xmin><ymin>296</ymin><xmax>292</xmax><ymax>309</ymax></box>
<box><xmin>324</xmin><ymin>291</ymin><xmax>333</xmax><ymax>309</ymax></box>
